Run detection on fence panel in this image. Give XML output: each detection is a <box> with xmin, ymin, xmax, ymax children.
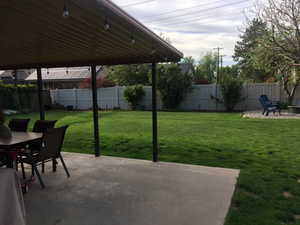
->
<box><xmin>50</xmin><ymin>83</ymin><xmax>295</xmax><ymax>111</ymax></box>
<box><xmin>98</xmin><ymin>87</ymin><xmax>118</xmax><ymax>110</ymax></box>
<box><xmin>246</xmin><ymin>83</ymin><xmax>280</xmax><ymax>110</ymax></box>
<box><xmin>76</xmin><ymin>89</ymin><xmax>92</xmax><ymax>110</ymax></box>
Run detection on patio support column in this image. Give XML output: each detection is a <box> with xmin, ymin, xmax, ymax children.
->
<box><xmin>91</xmin><ymin>65</ymin><xmax>100</xmax><ymax>157</ymax></box>
<box><xmin>13</xmin><ymin>70</ymin><xmax>18</xmax><ymax>87</ymax></box>
<box><xmin>152</xmin><ymin>63</ymin><xmax>158</xmax><ymax>162</ymax></box>
<box><xmin>36</xmin><ymin>68</ymin><xmax>45</xmax><ymax>120</ymax></box>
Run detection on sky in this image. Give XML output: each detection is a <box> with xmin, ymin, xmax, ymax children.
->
<box><xmin>112</xmin><ymin>0</ymin><xmax>255</xmax><ymax>65</ymax></box>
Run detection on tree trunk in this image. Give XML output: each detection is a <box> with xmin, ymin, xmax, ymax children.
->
<box><xmin>287</xmin><ymin>95</ymin><xmax>294</xmax><ymax>105</ymax></box>
<box><xmin>283</xmin><ymin>78</ymin><xmax>299</xmax><ymax>106</ymax></box>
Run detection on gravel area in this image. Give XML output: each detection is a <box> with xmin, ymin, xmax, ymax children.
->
<box><xmin>243</xmin><ymin>110</ymin><xmax>300</xmax><ymax>119</ymax></box>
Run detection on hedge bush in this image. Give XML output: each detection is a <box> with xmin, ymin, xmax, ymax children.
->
<box><xmin>124</xmin><ymin>85</ymin><xmax>145</xmax><ymax>110</ymax></box>
<box><xmin>220</xmin><ymin>75</ymin><xmax>244</xmax><ymax>111</ymax></box>
<box><xmin>212</xmin><ymin>75</ymin><xmax>244</xmax><ymax>112</ymax></box>
<box><xmin>0</xmin><ymin>82</ymin><xmax>36</xmax><ymax>111</ymax></box>
<box><xmin>157</xmin><ymin>64</ymin><xmax>193</xmax><ymax>110</ymax></box>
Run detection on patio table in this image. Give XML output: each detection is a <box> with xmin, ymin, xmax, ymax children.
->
<box><xmin>0</xmin><ymin>168</ymin><xmax>26</xmax><ymax>225</ymax></box>
<box><xmin>0</xmin><ymin>132</ymin><xmax>43</xmax><ymax>168</ymax></box>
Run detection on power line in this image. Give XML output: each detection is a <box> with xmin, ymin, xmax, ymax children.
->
<box><xmin>120</xmin><ymin>0</ymin><xmax>155</xmax><ymax>8</ymax></box>
<box><xmin>151</xmin><ymin>8</ymin><xmax>247</xmax><ymax>27</ymax></box>
<box><xmin>149</xmin><ymin>11</ymin><xmax>245</xmax><ymax>32</ymax></box>
<box><xmin>142</xmin><ymin>0</ymin><xmax>249</xmax><ymax>23</ymax></box>
<box><xmin>140</xmin><ymin>0</ymin><xmax>225</xmax><ymax>20</ymax></box>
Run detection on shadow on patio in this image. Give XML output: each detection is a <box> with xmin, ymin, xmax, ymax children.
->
<box><xmin>24</xmin><ymin>152</ymin><xmax>239</xmax><ymax>225</ymax></box>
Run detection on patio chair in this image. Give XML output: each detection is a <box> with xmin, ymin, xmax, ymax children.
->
<box><xmin>8</xmin><ymin>119</ymin><xmax>30</xmax><ymax>132</ymax></box>
<box><xmin>32</xmin><ymin>120</ymin><xmax>57</xmax><ymax>133</ymax></box>
<box><xmin>20</xmin><ymin>126</ymin><xmax>70</xmax><ymax>189</ymax></box>
<box><xmin>259</xmin><ymin>95</ymin><xmax>281</xmax><ymax>116</ymax></box>
<box><xmin>26</xmin><ymin>120</ymin><xmax>57</xmax><ymax>174</ymax></box>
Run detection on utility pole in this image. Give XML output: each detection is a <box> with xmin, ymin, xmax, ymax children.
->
<box><xmin>213</xmin><ymin>47</ymin><xmax>223</xmax><ymax>83</ymax></box>
<box><xmin>220</xmin><ymin>55</ymin><xmax>226</xmax><ymax>78</ymax></box>
<box><xmin>213</xmin><ymin>47</ymin><xmax>223</xmax><ymax>111</ymax></box>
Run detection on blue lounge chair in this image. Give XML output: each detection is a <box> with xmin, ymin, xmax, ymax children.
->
<box><xmin>259</xmin><ymin>95</ymin><xmax>281</xmax><ymax>116</ymax></box>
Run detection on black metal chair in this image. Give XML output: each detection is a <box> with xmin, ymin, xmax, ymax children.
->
<box><xmin>8</xmin><ymin>119</ymin><xmax>30</xmax><ymax>132</ymax></box>
<box><xmin>20</xmin><ymin>126</ymin><xmax>70</xmax><ymax>189</ymax></box>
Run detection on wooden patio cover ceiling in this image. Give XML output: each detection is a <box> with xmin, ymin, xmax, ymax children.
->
<box><xmin>0</xmin><ymin>0</ymin><xmax>183</xmax><ymax>70</ymax></box>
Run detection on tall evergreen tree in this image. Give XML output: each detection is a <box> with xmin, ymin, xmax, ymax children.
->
<box><xmin>233</xmin><ymin>18</ymin><xmax>270</xmax><ymax>82</ymax></box>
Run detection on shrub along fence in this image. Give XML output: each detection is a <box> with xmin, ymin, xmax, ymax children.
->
<box><xmin>50</xmin><ymin>83</ymin><xmax>295</xmax><ymax>112</ymax></box>
<box><xmin>0</xmin><ymin>83</ymin><xmax>51</xmax><ymax>112</ymax></box>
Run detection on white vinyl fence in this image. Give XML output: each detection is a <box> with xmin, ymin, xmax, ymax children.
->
<box><xmin>50</xmin><ymin>83</ymin><xmax>296</xmax><ymax>111</ymax></box>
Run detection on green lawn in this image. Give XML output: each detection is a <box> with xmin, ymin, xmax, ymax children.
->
<box><xmin>8</xmin><ymin>110</ymin><xmax>300</xmax><ymax>225</ymax></box>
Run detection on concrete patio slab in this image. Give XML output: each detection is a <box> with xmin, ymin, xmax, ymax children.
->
<box><xmin>24</xmin><ymin>153</ymin><xmax>239</xmax><ymax>225</ymax></box>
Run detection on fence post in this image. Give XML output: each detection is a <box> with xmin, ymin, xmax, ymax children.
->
<box><xmin>56</xmin><ymin>89</ymin><xmax>59</xmax><ymax>104</ymax></box>
<box><xmin>74</xmin><ymin>88</ymin><xmax>77</xmax><ymax>110</ymax></box>
<box><xmin>213</xmin><ymin>84</ymin><xmax>218</xmax><ymax>111</ymax></box>
<box><xmin>114</xmin><ymin>86</ymin><xmax>118</xmax><ymax>109</ymax></box>
<box><xmin>246</xmin><ymin>83</ymin><xmax>249</xmax><ymax>111</ymax></box>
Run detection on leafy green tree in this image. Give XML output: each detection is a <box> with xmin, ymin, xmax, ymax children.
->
<box><xmin>107</xmin><ymin>64</ymin><xmax>150</xmax><ymax>86</ymax></box>
<box><xmin>251</xmin><ymin>0</ymin><xmax>300</xmax><ymax>104</ymax></box>
<box><xmin>233</xmin><ymin>18</ymin><xmax>270</xmax><ymax>82</ymax></box>
<box><xmin>194</xmin><ymin>52</ymin><xmax>217</xmax><ymax>83</ymax></box>
<box><xmin>181</xmin><ymin>56</ymin><xmax>196</xmax><ymax>66</ymax></box>
<box><xmin>251</xmin><ymin>32</ymin><xmax>299</xmax><ymax>104</ymax></box>
<box><xmin>259</xmin><ymin>0</ymin><xmax>300</xmax><ymax>64</ymax></box>
<box><xmin>221</xmin><ymin>65</ymin><xmax>240</xmax><ymax>79</ymax></box>
<box><xmin>157</xmin><ymin>64</ymin><xmax>193</xmax><ymax>110</ymax></box>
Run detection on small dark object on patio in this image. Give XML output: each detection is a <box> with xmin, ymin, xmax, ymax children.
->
<box><xmin>8</xmin><ymin>119</ymin><xmax>30</xmax><ymax>132</ymax></box>
<box><xmin>66</xmin><ymin>105</ymin><xmax>74</xmax><ymax>111</ymax></box>
<box><xmin>20</xmin><ymin>126</ymin><xmax>70</xmax><ymax>189</ymax></box>
<box><xmin>259</xmin><ymin>95</ymin><xmax>281</xmax><ymax>116</ymax></box>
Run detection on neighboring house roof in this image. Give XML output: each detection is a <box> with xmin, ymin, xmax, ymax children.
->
<box><xmin>179</xmin><ymin>63</ymin><xmax>194</xmax><ymax>75</ymax></box>
<box><xmin>26</xmin><ymin>66</ymin><xmax>106</xmax><ymax>82</ymax></box>
<box><xmin>0</xmin><ymin>71</ymin><xmax>12</xmax><ymax>79</ymax></box>
<box><xmin>0</xmin><ymin>70</ymin><xmax>32</xmax><ymax>80</ymax></box>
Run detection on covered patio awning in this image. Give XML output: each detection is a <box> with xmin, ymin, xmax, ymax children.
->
<box><xmin>0</xmin><ymin>0</ymin><xmax>182</xmax><ymax>70</ymax></box>
<box><xmin>0</xmin><ymin>0</ymin><xmax>183</xmax><ymax>161</ymax></box>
